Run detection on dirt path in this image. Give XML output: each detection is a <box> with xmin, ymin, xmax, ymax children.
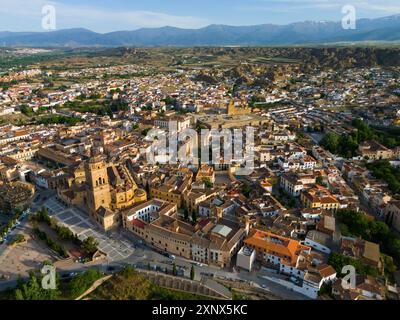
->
<box><xmin>75</xmin><ymin>275</ymin><xmax>112</xmax><ymax>300</ymax></box>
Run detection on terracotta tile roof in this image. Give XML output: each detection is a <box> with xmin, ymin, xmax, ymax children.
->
<box><xmin>317</xmin><ymin>264</ymin><xmax>336</xmax><ymax>278</ymax></box>
<box><xmin>244</xmin><ymin>229</ymin><xmax>310</xmax><ymax>265</ymax></box>
<box><xmin>131</xmin><ymin>218</ymin><xmax>146</xmax><ymax>229</ymax></box>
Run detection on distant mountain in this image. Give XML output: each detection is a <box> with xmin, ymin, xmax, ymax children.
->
<box><xmin>1</xmin><ymin>15</ymin><xmax>400</xmax><ymax>47</ymax></box>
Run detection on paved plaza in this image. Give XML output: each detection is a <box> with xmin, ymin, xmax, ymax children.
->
<box><xmin>44</xmin><ymin>197</ymin><xmax>134</xmax><ymax>261</ymax></box>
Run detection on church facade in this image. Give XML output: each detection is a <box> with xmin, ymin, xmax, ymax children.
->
<box><xmin>59</xmin><ymin>151</ymin><xmax>147</xmax><ymax>231</ymax></box>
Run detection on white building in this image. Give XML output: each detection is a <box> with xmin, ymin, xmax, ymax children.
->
<box><xmin>304</xmin><ymin>230</ymin><xmax>332</xmax><ymax>254</ymax></box>
<box><xmin>236</xmin><ymin>246</ymin><xmax>256</xmax><ymax>271</ymax></box>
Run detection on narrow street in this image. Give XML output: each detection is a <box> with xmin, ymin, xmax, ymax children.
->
<box><xmin>0</xmin><ymin>193</ymin><xmax>310</xmax><ymax>300</ymax></box>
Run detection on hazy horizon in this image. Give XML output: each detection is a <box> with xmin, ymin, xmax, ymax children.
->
<box><xmin>1</xmin><ymin>0</ymin><xmax>400</xmax><ymax>33</ymax></box>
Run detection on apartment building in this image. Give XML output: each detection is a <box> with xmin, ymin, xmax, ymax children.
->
<box><xmin>301</xmin><ymin>185</ymin><xmax>340</xmax><ymax>211</ymax></box>
<box><xmin>150</xmin><ymin>175</ymin><xmax>191</xmax><ymax>208</ymax></box>
<box><xmin>124</xmin><ymin>202</ymin><xmax>245</xmax><ymax>268</ymax></box>
<box><xmin>280</xmin><ymin>172</ymin><xmax>317</xmax><ymax>197</ymax></box>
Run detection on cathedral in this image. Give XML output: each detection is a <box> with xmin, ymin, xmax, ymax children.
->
<box><xmin>59</xmin><ymin>150</ymin><xmax>147</xmax><ymax>231</ymax></box>
<box><xmin>226</xmin><ymin>99</ymin><xmax>251</xmax><ymax>116</ymax></box>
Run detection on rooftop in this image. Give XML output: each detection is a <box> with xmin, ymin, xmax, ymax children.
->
<box><xmin>212</xmin><ymin>224</ymin><xmax>232</xmax><ymax>238</ymax></box>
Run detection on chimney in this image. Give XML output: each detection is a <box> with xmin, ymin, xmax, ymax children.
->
<box><xmin>244</xmin><ymin>216</ymin><xmax>251</xmax><ymax>236</ymax></box>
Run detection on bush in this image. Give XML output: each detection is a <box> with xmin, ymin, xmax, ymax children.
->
<box><xmin>320</xmin><ymin>119</ymin><xmax>400</xmax><ymax>158</ymax></box>
<box><xmin>328</xmin><ymin>252</ymin><xmax>379</xmax><ymax>277</ymax></box>
<box><xmin>10</xmin><ymin>234</ymin><xmax>25</xmax><ymax>245</ymax></box>
<box><xmin>337</xmin><ymin>209</ymin><xmax>400</xmax><ymax>267</ymax></box>
<box><xmin>14</xmin><ymin>273</ymin><xmax>60</xmax><ymax>300</ymax></box>
<box><xmin>81</xmin><ymin>236</ymin><xmax>99</xmax><ymax>254</ymax></box>
<box><xmin>366</xmin><ymin>160</ymin><xmax>400</xmax><ymax>195</ymax></box>
<box><xmin>67</xmin><ymin>269</ymin><xmax>103</xmax><ymax>299</ymax></box>
<box><xmin>34</xmin><ymin>228</ymin><xmax>68</xmax><ymax>258</ymax></box>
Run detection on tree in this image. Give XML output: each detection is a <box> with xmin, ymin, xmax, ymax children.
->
<box><xmin>14</xmin><ymin>273</ymin><xmax>60</xmax><ymax>300</ymax></box>
<box><xmin>141</xmin><ymin>128</ymin><xmax>151</xmax><ymax>136</ymax></box>
<box><xmin>20</xmin><ymin>104</ymin><xmax>35</xmax><ymax>116</ymax></box>
<box><xmin>316</xmin><ymin>176</ymin><xmax>325</xmax><ymax>186</ymax></box>
<box><xmin>337</xmin><ymin>209</ymin><xmax>400</xmax><ymax>267</ymax></box>
<box><xmin>56</xmin><ymin>225</ymin><xmax>74</xmax><ymax>240</ymax></box>
<box><xmin>10</xmin><ymin>234</ymin><xmax>25</xmax><ymax>245</ymax></box>
<box><xmin>172</xmin><ymin>263</ymin><xmax>177</xmax><ymax>276</ymax></box>
<box><xmin>183</xmin><ymin>208</ymin><xmax>189</xmax><ymax>221</ymax></box>
<box><xmin>202</xmin><ymin>178</ymin><xmax>213</xmax><ymax>189</ymax></box>
<box><xmin>320</xmin><ymin>133</ymin><xmax>340</xmax><ymax>154</ymax></box>
<box><xmin>68</xmin><ymin>269</ymin><xmax>103</xmax><ymax>299</ymax></box>
<box><xmin>190</xmin><ymin>265</ymin><xmax>195</xmax><ymax>280</ymax></box>
<box><xmin>366</xmin><ymin>161</ymin><xmax>400</xmax><ymax>195</ymax></box>
<box><xmin>328</xmin><ymin>252</ymin><xmax>379</xmax><ymax>278</ymax></box>
<box><xmin>318</xmin><ymin>282</ymin><xmax>333</xmax><ymax>297</ymax></box>
<box><xmin>191</xmin><ymin>210</ymin><xmax>198</xmax><ymax>225</ymax></box>
<box><xmin>82</xmin><ymin>236</ymin><xmax>99</xmax><ymax>254</ymax></box>
<box><xmin>34</xmin><ymin>207</ymin><xmax>51</xmax><ymax>224</ymax></box>
<box><xmin>242</xmin><ymin>185</ymin><xmax>252</xmax><ymax>197</ymax></box>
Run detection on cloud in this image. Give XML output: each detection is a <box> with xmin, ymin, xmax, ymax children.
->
<box><xmin>0</xmin><ymin>0</ymin><xmax>210</xmax><ymax>32</ymax></box>
<box><xmin>237</xmin><ymin>0</ymin><xmax>400</xmax><ymax>14</ymax></box>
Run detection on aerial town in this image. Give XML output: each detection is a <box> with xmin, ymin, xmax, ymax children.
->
<box><xmin>0</xmin><ymin>46</ymin><xmax>400</xmax><ymax>301</ymax></box>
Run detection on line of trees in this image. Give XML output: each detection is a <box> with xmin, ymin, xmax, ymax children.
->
<box><xmin>12</xmin><ymin>268</ymin><xmax>103</xmax><ymax>300</ymax></box>
<box><xmin>32</xmin><ymin>208</ymin><xmax>99</xmax><ymax>256</ymax></box>
<box><xmin>34</xmin><ymin>228</ymin><xmax>69</xmax><ymax>258</ymax></box>
<box><xmin>0</xmin><ymin>208</ymin><xmax>25</xmax><ymax>238</ymax></box>
<box><xmin>366</xmin><ymin>160</ymin><xmax>400</xmax><ymax>195</ymax></box>
<box><xmin>320</xmin><ymin>118</ymin><xmax>400</xmax><ymax>157</ymax></box>
<box><xmin>328</xmin><ymin>252</ymin><xmax>379</xmax><ymax>278</ymax></box>
<box><xmin>36</xmin><ymin>115</ymin><xmax>82</xmax><ymax>126</ymax></box>
<box><xmin>337</xmin><ymin>209</ymin><xmax>400</xmax><ymax>269</ymax></box>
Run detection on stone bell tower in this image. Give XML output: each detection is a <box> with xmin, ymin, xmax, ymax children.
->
<box><xmin>84</xmin><ymin>149</ymin><xmax>111</xmax><ymax>215</ymax></box>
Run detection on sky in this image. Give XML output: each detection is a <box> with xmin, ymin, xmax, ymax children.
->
<box><xmin>1</xmin><ymin>0</ymin><xmax>400</xmax><ymax>33</ymax></box>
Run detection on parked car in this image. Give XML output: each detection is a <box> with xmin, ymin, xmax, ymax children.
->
<box><xmin>200</xmin><ymin>272</ymin><xmax>214</xmax><ymax>278</ymax></box>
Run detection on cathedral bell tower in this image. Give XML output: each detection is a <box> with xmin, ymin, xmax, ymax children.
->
<box><xmin>84</xmin><ymin>149</ymin><xmax>111</xmax><ymax>215</ymax></box>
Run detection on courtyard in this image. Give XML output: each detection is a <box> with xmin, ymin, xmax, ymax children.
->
<box><xmin>44</xmin><ymin>197</ymin><xmax>135</xmax><ymax>262</ymax></box>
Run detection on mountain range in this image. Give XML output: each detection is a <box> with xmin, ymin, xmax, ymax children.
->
<box><xmin>1</xmin><ymin>15</ymin><xmax>400</xmax><ymax>47</ymax></box>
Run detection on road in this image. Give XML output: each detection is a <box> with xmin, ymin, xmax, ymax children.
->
<box><xmin>0</xmin><ymin>193</ymin><xmax>308</xmax><ymax>300</ymax></box>
<box><xmin>305</xmin><ymin>132</ymin><xmax>324</xmax><ymax>145</ymax></box>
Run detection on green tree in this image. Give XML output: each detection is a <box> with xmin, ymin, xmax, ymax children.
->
<box><xmin>82</xmin><ymin>236</ymin><xmax>99</xmax><ymax>254</ymax></box>
<box><xmin>337</xmin><ymin>209</ymin><xmax>400</xmax><ymax>267</ymax></box>
<box><xmin>191</xmin><ymin>210</ymin><xmax>198</xmax><ymax>225</ymax></box>
<box><xmin>190</xmin><ymin>265</ymin><xmax>195</xmax><ymax>280</ymax></box>
<box><xmin>68</xmin><ymin>269</ymin><xmax>103</xmax><ymax>299</ymax></box>
<box><xmin>316</xmin><ymin>176</ymin><xmax>325</xmax><ymax>186</ymax></box>
<box><xmin>320</xmin><ymin>133</ymin><xmax>340</xmax><ymax>154</ymax></box>
<box><xmin>183</xmin><ymin>208</ymin><xmax>189</xmax><ymax>221</ymax></box>
<box><xmin>242</xmin><ymin>185</ymin><xmax>252</xmax><ymax>197</ymax></box>
<box><xmin>203</xmin><ymin>178</ymin><xmax>213</xmax><ymax>189</ymax></box>
<box><xmin>14</xmin><ymin>273</ymin><xmax>60</xmax><ymax>300</ymax></box>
